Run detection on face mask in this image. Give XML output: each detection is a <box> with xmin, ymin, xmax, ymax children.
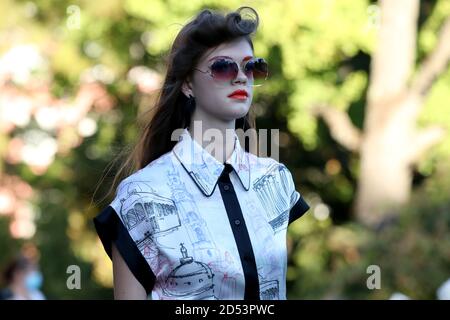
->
<box><xmin>24</xmin><ymin>270</ymin><xmax>43</xmax><ymax>291</ymax></box>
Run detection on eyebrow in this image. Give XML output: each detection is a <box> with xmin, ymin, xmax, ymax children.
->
<box><xmin>208</xmin><ymin>55</ymin><xmax>253</xmax><ymax>62</ymax></box>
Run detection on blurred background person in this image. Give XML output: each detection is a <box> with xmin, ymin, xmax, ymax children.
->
<box><xmin>0</xmin><ymin>254</ymin><xmax>45</xmax><ymax>300</ymax></box>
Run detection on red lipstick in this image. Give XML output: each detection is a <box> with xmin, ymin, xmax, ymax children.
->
<box><xmin>227</xmin><ymin>89</ymin><xmax>248</xmax><ymax>100</ymax></box>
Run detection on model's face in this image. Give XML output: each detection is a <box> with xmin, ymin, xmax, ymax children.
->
<box><xmin>184</xmin><ymin>37</ymin><xmax>254</xmax><ymax>121</ymax></box>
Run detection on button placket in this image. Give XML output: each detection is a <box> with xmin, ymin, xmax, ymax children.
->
<box><xmin>217</xmin><ymin>163</ymin><xmax>260</xmax><ymax>300</ymax></box>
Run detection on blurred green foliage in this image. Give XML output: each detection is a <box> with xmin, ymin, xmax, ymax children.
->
<box><xmin>287</xmin><ymin>162</ymin><xmax>450</xmax><ymax>299</ymax></box>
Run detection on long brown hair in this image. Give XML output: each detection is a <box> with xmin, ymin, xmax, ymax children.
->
<box><xmin>94</xmin><ymin>7</ymin><xmax>259</xmax><ymax>207</ymax></box>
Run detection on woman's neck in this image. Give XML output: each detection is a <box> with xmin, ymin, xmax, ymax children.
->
<box><xmin>188</xmin><ymin>109</ymin><xmax>236</xmax><ymax>164</ymax></box>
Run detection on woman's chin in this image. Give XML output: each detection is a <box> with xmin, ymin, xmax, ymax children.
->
<box><xmin>226</xmin><ymin>104</ymin><xmax>251</xmax><ymax>119</ymax></box>
<box><xmin>206</xmin><ymin>101</ymin><xmax>250</xmax><ymax>122</ymax></box>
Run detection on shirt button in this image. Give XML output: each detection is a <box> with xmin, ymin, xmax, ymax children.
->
<box><xmin>234</xmin><ymin>219</ymin><xmax>241</xmax><ymax>226</ymax></box>
<box><xmin>223</xmin><ymin>184</ymin><xmax>230</xmax><ymax>191</ymax></box>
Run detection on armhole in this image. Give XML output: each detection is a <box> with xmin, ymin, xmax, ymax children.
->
<box><xmin>93</xmin><ymin>205</ymin><xmax>156</xmax><ymax>295</ymax></box>
<box><xmin>288</xmin><ymin>194</ymin><xmax>310</xmax><ymax>226</ymax></box>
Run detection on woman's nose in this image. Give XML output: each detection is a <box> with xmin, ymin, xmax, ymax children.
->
<box><xmin>233</xmin><ymin>67</ymin><xmax>248</xmax><ymax>84</ymax></box>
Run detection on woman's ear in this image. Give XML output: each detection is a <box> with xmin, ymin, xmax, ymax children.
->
<box><xmin>181</xmin><ymin>77</ymin><xmax>194</xmax><ymax>98</ymax></box>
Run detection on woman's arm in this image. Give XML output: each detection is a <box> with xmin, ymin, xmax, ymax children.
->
<box><xmin>111</xmin><ymin>243</ymin><xmax>147</xmax><ymax>300</ymax></box>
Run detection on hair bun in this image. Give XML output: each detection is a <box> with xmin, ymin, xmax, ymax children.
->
<box><xmin>237</xmin><ymin>6</ymin><xmax>259</xmax><ymax>27</ymax></box>
<box><xmin>226</xmin><ymin>6</ymin><xmax>259</xmax><ymax>36</ymax></box>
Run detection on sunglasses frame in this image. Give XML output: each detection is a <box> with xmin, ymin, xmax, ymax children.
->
<box><xmin>194</xmin><ymin>57</ymin><xmax>269</xmax><ymax>87</ymax></box>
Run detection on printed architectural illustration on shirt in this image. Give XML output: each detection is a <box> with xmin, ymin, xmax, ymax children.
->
<box><xmin>243</xmin><ymin>197</ymin><xmax>286</xmax><ymax>298</ymax></box>
<box><xmin>214</xmin><ymin>250</ymin><xmax>242</xmax><ymax>299</ymax></box>
<box><xmin>166</xmin><ymin>162</ymin><xmax>244</xmax><ymax>299</ymax></box>
<box><xmin>166</xmin><ymin>163</ymin><xmax>222</xmax><ymax>264</ymax></box>
<box><xmin>252</xmin><ymin>163</ymin><xmax>293</xmax><ymax>233</ymax></box>
<box><xmin>162</xmin><ymin>243</ymin><xmax>218</xmax><ymax>300</ymax></box>
<box><xmin>118</xmin><ymin>180</ymin><xmax>181</xmax><ymax>253</ymax></box>
<box><xmin>260</xmin><ymin>279</ymin><xmax>280</xmax><ymax>300</ymax></box>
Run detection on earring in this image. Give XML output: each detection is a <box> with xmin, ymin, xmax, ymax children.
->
<box><xmin>185</xmin><ymin>94</ymin><xmax>196</xmax><ymax>113</ymax></box>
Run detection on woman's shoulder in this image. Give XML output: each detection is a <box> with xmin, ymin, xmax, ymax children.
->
<box><xmin>247</xmin><ymin>151</ymin><xmax>291</xmax><ymax>175</ymax></box>
<box><xmin>120</xmin><ymin>151</ymin><xmax>174</xmax><ymax>184</ymax></box>
<box><xmin>111</xmin><ymin>151</ymin><xmax>175</xmax><ymax>206</ymax></box>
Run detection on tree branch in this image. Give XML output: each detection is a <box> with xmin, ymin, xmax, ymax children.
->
<box><xmin>411</xmin><ymin>17</ymin><xmax>450</xmax><ymax>98</ymax></box>
<box><xmin>310</xmin><ymin>105</ymin><xmax>362</xmax><ymax>152</ymax></box>
<box><xmin>408</xmin><ymin>126</ymin><xmax>447</xmax><ymax>163</ymax></box>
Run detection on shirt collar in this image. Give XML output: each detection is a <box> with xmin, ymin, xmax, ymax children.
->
<box><xmin>173</xmin><ymin>128</ymin><xmax>251</xmax><ymax>197</ymax></box>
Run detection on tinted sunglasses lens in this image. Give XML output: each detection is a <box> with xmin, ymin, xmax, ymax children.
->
<box><xmin>245</xmin><ymin>58</ymin><xmax>268</xmax><ymax>86</ymax></box>
<box><xmin>246</xmin><ymin>58</ymin><xmax>268</xmax><ymax>79</ymax></box>
<box><xmin>210</xmin><ymin>59</ymin><xmax>238</xmax><ymax>81</ymax></box>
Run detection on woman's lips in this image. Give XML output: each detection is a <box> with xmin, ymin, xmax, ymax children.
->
<box><xmin>228</xmin><ymin>94</ymin><xmax>248</xmax><ymax>100</ymax></box>
<box><xmin>228</xmin><ymin>89</ymin><xmax>248</xmax><ymax>100</ymax></box>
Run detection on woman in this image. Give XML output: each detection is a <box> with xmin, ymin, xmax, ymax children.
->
<box><xmin>93</xmin><ymin>6</ymin><xmax>309</xmax><ymax>300</ymax></box>
<box><xmin>0</xmin><ymin>254</ymin><xmax>45</xmax><ymax>300</ymax></box>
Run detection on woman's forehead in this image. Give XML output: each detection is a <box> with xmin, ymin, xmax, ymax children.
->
<box><xmin>200</xmin><ymin>38</ymin><xmax>253</xmax><ymax>63</ymax></box>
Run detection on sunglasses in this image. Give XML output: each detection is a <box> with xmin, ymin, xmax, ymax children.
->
<box><xmin>194</xmin><ymin>57</ymin><xmax>269</xmax><ymax>87</ymax></box>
